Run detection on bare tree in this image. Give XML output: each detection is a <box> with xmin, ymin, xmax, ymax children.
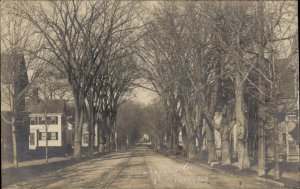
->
<box><xmin>138</xmin><ymin>2</ymin><xmax>185</xmax><ymax>154</ymax></box>
<box><xmin>19</xmin><ymin>0</ymin><xmax>140</xmax><ymax>159</ymax></box>
<box><xmin>209</xmin><ymin>1</ymin><xmax>297</xmax><ymax>172</ymax></box>
<box><xmin>1</xmin><ymin>2</ymin><xmax>42</xmax><ymax>167</ymax></box>
<box><xmin>139</xmin><ymin>2</ymin><xmax>297</xmax><ymax>172</ymax></box>
<box><xmin>116</xmin><ymin>101</ymin><xmax>144</xmax><ymax>149</ymax></box>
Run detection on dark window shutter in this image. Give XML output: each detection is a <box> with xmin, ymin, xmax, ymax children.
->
<box><xmin>56</xmin><ymin>132</ymin><xmax>58</xmax><ymax>140</ymax></box>
<box><xmin>30</xmin><ymin>133</ymin><xmax>35</xmax><ymax>145</ymax></box>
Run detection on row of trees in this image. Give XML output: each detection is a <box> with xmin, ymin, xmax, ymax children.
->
<box><xmin>1</xmin><ymin>0</ymin><xmax>142</xmax><ymax>166</ymax></box>
<box><xmin>138</xmin><ymin>1</ymin><xmax>298</xmax><ymax>179</ymax></box>
<box><xmin>1</xmin><ymin>2</ymin><xmax>298</xmax><ymax>178</ymax></box>
<box><xmin>116</xmin><ymin>101</ymin><xmax>145</xmax><ymax>149</ymax></box>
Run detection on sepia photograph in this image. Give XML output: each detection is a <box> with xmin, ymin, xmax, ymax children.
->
<box><xmin>1</xmin><ymin>0</ymin><xmax>299</xmax><ymax>188</ymax></box>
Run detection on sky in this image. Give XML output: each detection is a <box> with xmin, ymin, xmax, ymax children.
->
<box><xmin>130</xmin><ymin>87</ymin><xmax>158</xmax><ymax>106</ymax></box>
<box><xmin>2</xmin><ymin>1</ymin><xmax>297</xmax><ymax>108</ymax></box>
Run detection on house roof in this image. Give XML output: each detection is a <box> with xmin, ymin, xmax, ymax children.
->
<box><xmin>26</xmin><ymin>99</ymin><xmax>66</xmax><ymax>114</ymax></box>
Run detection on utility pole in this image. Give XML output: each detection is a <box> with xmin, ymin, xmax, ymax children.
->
<box><xmin>44</xmin><ymin>105</ymin><xmax>49</xmax><ymax>164</ymax></box>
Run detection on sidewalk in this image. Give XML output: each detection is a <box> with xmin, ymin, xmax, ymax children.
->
<box><xmin>2</xmin><ymin>156</ymin><xmax>71</xmax><ymax>170</ymax></box>
<box><xmin>1</xmin><ymin>150</ymin><xmax>112</xmax><ymax>170</ymax></box>
<box><xmin>214</xmin><ymin>162</ymin><xmax>299</xmax><ymax>188</ymax></box>
<box><xmin>251</xmin><ymin>162</ymin><xmax>299</xmax><ymax>188</ymax></box>
<box><xmin>158</xmin><ymin>150</ymin><xmax>299</xmax><ymax>188</ymax></box>
<box><xmin>1</xmin><ymin>151</ymin><xmax>113</xmax><ymax>187</ymax></box>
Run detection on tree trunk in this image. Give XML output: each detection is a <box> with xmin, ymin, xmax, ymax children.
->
<box><xmin>88</xmin><ymin>108</ymin><xmax>95</xmax><ymax>158</ymax></box>
<box><xmin>221</xmin><ymin>140</ymin><xmax>230</xmax><ymax>165</ymax></box>
<box><xmin>115</xmin><ymin>131</ymin><xmax>118</xmax><ymax>151</ymax></box>
<box><xmin>237</xmin><ymin>140</ymin><xmax>250</xmax><ymax>169</ymax></box>
<box><xmin>258</xmin><ymin>127</ymin><xmax>265</xmax><ymax>176</ymax></box>
<box><xmin>186</xmin><ymin>123</ymin><xmax>196</xmax><ymax>159</ymax></box>
<box><xmin>257</xmin><ymin>0</ymin><xmax>266</xmax><ymax>176</ymax></box>
<box><xmin>73</xmin><ymin>101</ymin><xmax>84</xmax><ymax>160</ymax></box>
<box><xmin>174</xmin><ymin>118</ymin><xmax>179</xmax><ymax>153</ymax></box>
<box><xmin>88</xmin><ymin>118</ymin><xmax>92</xmax><ymax>157</ymax></box>
<box><xmin>100</xmin><ymin>113</ymin><xmax>108</xmax><ymax>153</ymax></box>
<box><xmin>182</xmin><ymin>126</ymin><xmax>187</xmax><ymax>153</ymax></box>
<box><xmin>74</xmin><ymin>128</ymin><xmax>82</xmax><ymax>159</ymax></box>
<box><xmin>126</xmin><ymin>134</ymin><xmax>129</xmax><ymax>147</ymax></box>
<box><xmin>166</xmin><ymin>131</ymin><xmax>170</xmax><ymax>149</ymax></box>
<box><xmin>197</xmin><ymin>134</ymin><xmax>204</xmax><ymax>159</ymax></box>
<box><xmin>206</xmin><ymin>124</ymin><xmax>216</xmax><ymax>163</ymax></box>
<box><xmin>92</xmin><ymin>109</ymin><xmax>96</xmax><ymax>156</ymax></box>
<box><xmin>187</xmin><ymin>133</ymin><xmax>196</xmax><ymax>159</ymax></box>
<box><xmin>197</xmin><ymin>116</ymin><xmax>205</xmax><ymax>159</ymax></box>
<box><xmin>99</xmin><ymin>128</ymin><xmax>104</xmax><ymax>153</ymax></box>
<box><xmin>273</xmin><ymin>114</ymin><xmax>280</xmax><ymax>179</ymax></box>
<box><xmin>96</xmin><ymin>118</ymin><xmax>101</xmax><ymax>152</ymax></box>
<box><xmin>108</xmin><ymin>114</ymin><xmax>116</xmax><ymax>150</ymax></box>
<box><xmin>106</xmin><ymin>115</ymin><xmax>111</xmax><ymax>149</ymax></box>
<box><xmin>11</xmin><ymin>114</ymin><xmax>18</xmax><ymax>167</ymax></box>
<box><xmin>182</xmin><ymin>102</ymin><xmax>196</xmax><ymax>159</ymax></box>
<box><xmin>235</xmin><ymin>72</ymin><xmax>250</xmax><ymax>169</ymax></box>
<box><xmin>113</xmin><ymin>115</ymin><xmax>117</xmax><ymax>151</ymax></box>
<box><xmin>170</xmin><ymin>128</ymin><xmax>174</xmax><ymax>152</ymax></box>
<box><xmin>221</xmin><ymin>126</ymin><xmax>231</xmax><ymax>165</ymax></box>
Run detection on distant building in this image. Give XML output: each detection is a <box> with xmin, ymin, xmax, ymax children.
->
<box><xmin>277</xmin><ymin>63</ymin><xmax>299</xmax><ymax>162</ymax></box>
<box><xmin>82</xmin><ymin>122</ymin><xmax>98</xmax><ymax>147</ymax></box>
<box><xmin>142</xmin><ymin>134</ymin><xmax>150</xmax><ymax>142</ymax></box>
<box><xmin>266</xmin><ymin>57</ymin><xmax>299</xmax><ymax>162</ymax></box>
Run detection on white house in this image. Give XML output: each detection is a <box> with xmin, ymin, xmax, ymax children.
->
<box><xmin>26</xmin><ymin>99</ymin><xmax>73</xmax><ymax>151</ymax></box>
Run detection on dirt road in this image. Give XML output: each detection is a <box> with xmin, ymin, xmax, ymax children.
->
<box><xmin>4</xmin><ymin>144</ymin><xmax>279</xmax><ymax>189</ymax></box>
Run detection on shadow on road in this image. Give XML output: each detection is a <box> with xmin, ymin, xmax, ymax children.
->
<box><xmin>2</xmin><ymin>144</ymin><xmax>157</xmax><ymax>188</ymax></box>
<box><xmin>1</xmin><ymin>151</ymin><xmax>111</xmax><ymax>187</ymax></box>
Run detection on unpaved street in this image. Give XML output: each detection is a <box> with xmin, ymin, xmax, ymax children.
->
<box><xmin>5</xmin><ymin>144</ymin><xmax>279</xmax><ymax>189</ymax></box>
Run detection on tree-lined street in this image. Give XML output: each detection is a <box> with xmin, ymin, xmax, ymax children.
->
<box><xmin>1</xmin><ymin>1</ymin><xmax>298</xmax><ymax>188</ymax></box>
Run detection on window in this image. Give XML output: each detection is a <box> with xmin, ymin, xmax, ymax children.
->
<box><xmin>39</xmin><ymin>117</ymin><xmax>46</xmax><ymax>125</ymax></box>
<box><xmin>288</xmin><ymin>115</ymin><xmax>297</xmax><ymax>121</ymax></box>
<box><xmin>30</xmin><ymin>117</ymin><xmax>38</xmax><ymax>125</ymax></box>
<box><xmin>39</xmin><ymin>132</ymin><xmax>58</xmax><ymax>140</ymax></box>
<box><xmin>50</xmin><ymin>132</ymin><xmax>58</xmax><ymax>140</ymax></box>
<box><xmin>289</xmin><ymin>144</ymin><xmax>298</xmax><ymax>155</ymax></box>
<box><xmin>29</xmin><ymin>133</ymin><xmax>35</xmax><ymax>145</ymax></box>
<box><xmin>50</xmin><ymin>116</ymin><xmax>58</xmax><ymax>125</ymax></box>
<box><xmin>37</xmin><ymin>116</ymin><xmax>59</xmax><ymax>125</ymax></box>
<box><xmin>39</xmin><ymin>132</ymin><xmax>47</xmax><ymax>140</ymax></box>
<box><xmin>46</xmin><ymin>117</ymin><xmax>51</xmax><ymax>124</ymax></box>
